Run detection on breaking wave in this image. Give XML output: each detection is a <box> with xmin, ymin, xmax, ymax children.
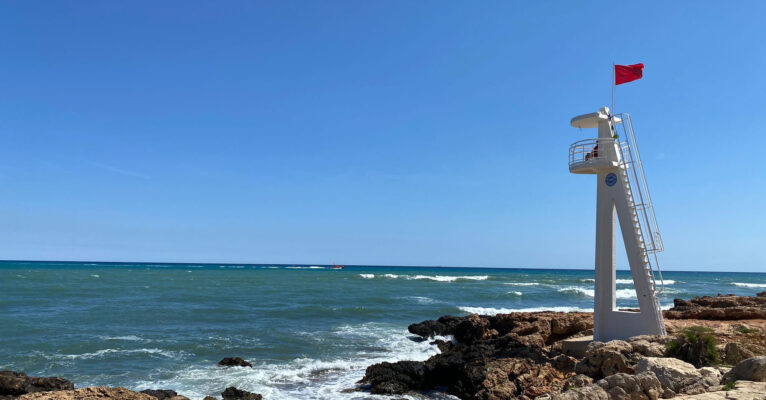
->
<box><xmin>732</xmin><ymin>282</ymin><xmax>766</xmax><ymax>288</ymax></box>
<box><xmin>459</xmin><ymin>306</ymin><xmax>593</xmax><ymax>315</ymax></box>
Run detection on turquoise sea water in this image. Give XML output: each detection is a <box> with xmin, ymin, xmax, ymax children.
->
<box><xmin>2</xmin><ymin>261</ymin><xmax>765</xmax><ymax>399</ymax></box>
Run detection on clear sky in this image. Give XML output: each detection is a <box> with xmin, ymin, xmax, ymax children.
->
<box><xmin>1</xmin><ymin>1</ymin><xmax>764</xmax><ymax>271</ymax></box>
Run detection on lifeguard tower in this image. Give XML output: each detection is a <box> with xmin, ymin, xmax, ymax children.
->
<box><xmin>569</xmin><ymin>107</ymin><xmax>666</xmax><ymax>341</ymax></box>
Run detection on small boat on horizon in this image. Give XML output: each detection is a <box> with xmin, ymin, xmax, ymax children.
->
<box><xmin>331</xmin><ymin>263</ymin><xmax>345</xmax><ymax>269</ymax></box>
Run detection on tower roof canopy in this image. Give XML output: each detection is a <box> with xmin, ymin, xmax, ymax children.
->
<box><xmin>570</xmin><ymin>107</ymin><xmax>621</xmax><ymax>129</ymax></box>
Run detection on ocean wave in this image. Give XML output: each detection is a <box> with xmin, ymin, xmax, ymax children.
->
<box><xmin>358</xmin><ymin>274</ymin><xmax>375</xmax><ymax>279</ymax></box>
<box><xmin>383</xmin><ymin>274</ymin><xmax>399</xmax><ymax>279</ymax></box>
<box><xmin>616</xmin><ymin>279</ymin><xmax>676</xmax><ymax>285</ymax></box>
<box><xmin>405</xmin><ymin>296</ymin><xmax>440</xmax><ymax>305</ymax></box>
<box><xmin>732</xmin><ymin>282</ymin><xmax>766</xmax><ymax>288</ymax></box>
<box><xmin>507</xmin><ymin>291</ymin><xmax>523</xmax><ymax>296</ymax></box>
<box><xmin>408</xmin><ymin>275</ymin><xmax>488</xmax><ymax>282</ymax></box>
<box><xmin>580</xmin><ymin>278</ymin><xmax>595</xmax><ymax>283</ymax></box>
<box><xmin>58</xmin><ymin>348</ymin><xmax>184</xmax><ymax>360</ymax></box>
<box><xmin>504</xmin><ymin>282</ymin><xmax>539</xmax><ymax>286</ymax></box>
<box><xmin>459</xmin><ymin>306</ymin><xmax>593</xmax><ymax>315</ymax></box>
<box><xmin>90</xmin><ymin>274</ymin><xmax>100</xmax><ymax>278</ymax></box>
<box><xmin>97</xmin><ymin>335</ymin><xmax>146</xmax><ymax>342</ymax></box>
<box><xmin>130</xmin><ymin>324</ymin><xmax>443</xmax><ymax>400</ymax></box>
<box><xmin>558</xmin><ymin>286</ymin><xmax>638</xmax><ymax>299</ymax></box>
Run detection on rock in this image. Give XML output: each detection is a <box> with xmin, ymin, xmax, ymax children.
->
<box><xmin>665</xmin><ymin>293</ymin><xmax>766</xmax><ymax>320</ymax></box>
<box><xmin>723</xmin><ymin>356</ymin><xmax>766</xmax><ymax>382</ymax></box>
<box><xmin>216</xmin><ymin>358</ymin><xmax>252</xmax><ymax>368</ymax></box>
<box><xmin>636</xmin><ymin>357</ymin><xmax>719</xmax><ymax>394</ymax></box>
<box><xmin>575</xmin><ymin>341</ymin><xmax>638</xmax><ymax>379</ymax></box>
<box><xmin>628</xmin><ymin>335</ymin><xmax>670</xmax><ymax>358</ymax></box>
<box><xmin>563</xmin><ymin>374</ymin><xmax>593</xmax><ymax>391</ymax></box>
<box><xmin>550</xmin><ymin>384</ymin><xmax>608</xmax><ymax>400</ymax></box>
<box><xmin>361</xmin><ymin>361</ymin><xmax>425</xmax><ymax>394</ymax></box>
<box><xmin>595</xmin><ymin>371</ymin><xmax>663</xmax><ymax>400</ymax></box>
<box><xmin>453</xmin><ymin>314</ymin><xmax>495</xmax><ymax>344</ymax></box>
<box><xmin>17</xmin><ymin>387</ymin><xmax>155</xmax><ymax>400</ymax></box>
<box><xmin>0</xmin><ymin>371</ymin><xmax>74</xmax><ymax>397</ymax></box>
<box><xmin>672</xmin><ymin>380</ymin><xmax>766</xmax><ymax>399</ymax></box>
<box><xmin>724</xmin><ymin>342</ymin><xmax>766</xmax><ymax>365</ymax></box>
<box><xmin>138</xmin><ymin>390</ymin><xmax>189</xmax><ymax>400</ymax></box>
<box><xmin>203</xmin><ymin>397</ymin><xmax>216</xmax><ymax>400</ymax></box>
<box><xmin>220</xmin><ymin>387</ymin><xmax>261</xmax><ymax>400</ymax></box>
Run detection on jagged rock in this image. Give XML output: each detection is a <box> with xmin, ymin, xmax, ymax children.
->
<box><xmin>408</xmin><ymin>315</ymin><xmax>463</xmax><ymax>337</ymax></box>
<box><xmin>17</xmin><ymin>387</ymin><xmax>155</xmax><ymax>400</ymax></box>
<box><xmin>575</xmin><ymin>341</ymin><xmax>638</xmax><ymax>379</ymax></box>
<box><xmin>724</xmin><ymin>342</ymin><xmax>766</xmax><ymax>365</ymax></box>
<box><xmin>723</xmin><ymin>356</ymin><xmax>766</xmax><ymax>382</ymax></box>
<box><xmin>594</xmin><ymin>371</ymin><xmax>663</xmax><ymax>400</ymax></box>
<box><xmin>361</xmin><ymin>361</ymin><xmax>425</xmax><ymax>394</ymax></box>
<box><xmin>665</xmin><ymin>292</ymin><xmax>766</xmax><ymax>320</ymax></box>
<box><xmin>220</xmin><ymin>387</ymin><xmax>261</xmax><ymax>400</ymax></box>
<box><xmin>454</xmin><ymin>314</ymin><xmax>496</xmax><ymax>344</ymax></box>
<box><xmin>672</xmin><ymin>381</ymin><xmax>766</xmax><ymax>399</ymax></box>
<box><xmin>203</xmin><ymin>397</ymin><xmax>216</xmax><ymax>400</ymax></box>
<box><xmin>0</xmin><ymin>371</ymin><xmax>74</xmax><ymax>397</ymax></box>
<box><xmin>627</xmin><ymin>335</ymin><xmax>670</xmax><ymax>358</ymax></box>
<box><xmin>635</xmin><ymin>357</ymin><xmax>718</xmax><ymax>394</ymax></box>
<box><xmin>216</xmin><ymin>358</ymin><xmax>252</xmax><ymax>368</ymax></box>
<box><xmin>562</xmin><ymin>374</ymin><xmax>593</xmax><ymax>391</ymax></box>
<box><xmin>138</xmin><ymin>390</ymin><xmax>189</xmax><ymax>400</ymax></box>
<box><xmin>550</xmin><ymin>384</ymin><xmax>608</xmax><ymax>400</ymax></box>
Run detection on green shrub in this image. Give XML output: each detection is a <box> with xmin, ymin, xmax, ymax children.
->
<box><xmin>665</xmin><ymin>326</ymin><xmax>719</xmax><ymax>367</ymax></box>
<box><xmin>734</xmin><ymin>325</ymin><xmax>759</xmax><ymax>334</ymax></box>
<box><xmin>723</xmin><ymin>381</ymin><xmax>735</xmax><ymax>391</ymax></box>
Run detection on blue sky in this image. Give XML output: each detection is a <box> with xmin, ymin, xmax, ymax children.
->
<box><xmin>1</xmin><ymin>1</ymin><xmax>764</xmax><ymax>271</ymax></box>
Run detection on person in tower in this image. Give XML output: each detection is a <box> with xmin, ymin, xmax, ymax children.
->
<box><xmin>585</xmin><ymin>143</ymin><xmax>599</xmax><ymax>160</ymax></box>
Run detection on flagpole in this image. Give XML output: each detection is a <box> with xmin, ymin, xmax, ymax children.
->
<box><xmin>611</xmin><ymin>62</ymin><xmax>615</xmax><ymax>116</ymax></box>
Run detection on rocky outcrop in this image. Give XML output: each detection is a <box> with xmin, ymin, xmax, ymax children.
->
<box><xmin>138</xmin><ymin>390</ymin><xmax>188</xmax><ymax>400</ymax></box>
<box><xmin>0</xmin><ymin>371</ymin><xmax>74</xmax><ymax>398</ymax></box>
<box><xmin>17</xmin><ymin>387</ymin><xmax>154</xmax><ymax>400</ymax></box>
<box><xmin>672</xmin><ymin>381</ymin><xmax>766</xmax><ymax>399</ymax></box>
<box><xmin>724</xmin><ymin>356</ymin><xmax>766</xmax><ymax>382</ymax></box>
<box><xmin>724</xmin><ymin>342</ymin><xmax>766</xmax><ymax>365</ymax></box>
<box><xmin>665</xmin><ymin>292</ymin><xmax>766</xmax><ymax>320</ymax></box>
<box><xmin>216</xmin><ymin>358</ymin><xmax>253</xmax><ymax>368</ymax></box>
<box><xmin>220</xmin><ymin>387</ymin><xmax>261</xmax><ymax>400</ymax></box>
<box><xmin>596</xmin><ymin>371</ymin><xmax>663</xmax><ymax>400</ymax></box>
<box><xmin>364</xmin><ymin>312</ymin><xmax>593</xmax><ymax>399</ymax></box>
<box><xmin>636</xmin><ymin>357</ymin><xmax>721</xmax><ymax>395</ymax></box>
<box><xmin>574</xmin><ymin>341</ymin><xmax>639</xmax><ymax>379</ymax></box>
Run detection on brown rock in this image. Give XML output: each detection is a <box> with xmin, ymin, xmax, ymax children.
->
<box><xmin>220</xmin><ymin>387</ymin><xmax>261</xmax><ymax>400</ymax></box>
<box><xmin>17</xmin><ymin>387</ymin><xmax>155</xmax><ymax>400</ymax></box>
<box><xmin>724</xmin><ymin>342</ymin><xmax>766</xmax><ymax>365</ymax></box>
<box><xmin>0</xmin><ymin>371</ymin><xmax>74</xmax><ymax>397</ymax></box>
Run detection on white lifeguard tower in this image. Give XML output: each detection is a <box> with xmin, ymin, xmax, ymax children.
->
<box><xmin>569</xmin><ymin>107</ymin><xmax>667</xmax><ymax>341</ymax></box>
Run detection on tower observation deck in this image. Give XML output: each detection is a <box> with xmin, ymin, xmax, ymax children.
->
<box><xmin>569</xmin><ymin>107</ymin><xmax>666</xmax><ymax>341</ymax></box>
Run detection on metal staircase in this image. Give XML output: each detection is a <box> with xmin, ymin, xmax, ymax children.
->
<box><xmin>612</xmin><ymin>113</ymin><xmax>667</xmax><ymax>335</ymax></box>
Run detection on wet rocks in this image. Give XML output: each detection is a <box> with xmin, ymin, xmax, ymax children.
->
<box><xmin>216</xmin><ymin>358</ymin><xmax>253</xmax><ymax>368</ymax></box>
<box><xmin>0</xmin><ymin>371</ymin><xmax>74</xmax><ymax>398</ymax></box>
<box><xmin>723</xmin><ymin>356</ymin><xmax>766</xmax><ymax>382</ymax></box>
<box><xmin>220</xmin><ymin>387</ymin><xmax>261</xmax><ymax>400</ymax></box>
<box><xmin>362</xmin><ymin>361</ymin><xmax>425</xmax><ymax>395</ymax></box>
<box><xmin>16</xmin><ymin>387</ymin><xmax>154</xmax><ymax>400</ymax></box>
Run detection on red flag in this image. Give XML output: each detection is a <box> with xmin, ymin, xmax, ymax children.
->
<box><xmin>615</xmin><ymin>63</ymin><xmax>644</xmax><ymax>85</ymax></box>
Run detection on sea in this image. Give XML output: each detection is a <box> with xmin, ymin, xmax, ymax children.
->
<box><xmin>2</xmin><ymin>261</ymin><xmax>765</xmax><ymax>400</ymax></box>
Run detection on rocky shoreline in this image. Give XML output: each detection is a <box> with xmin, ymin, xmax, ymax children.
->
<box><xmin>3</xmin><ymin>293</ymin><xmax>766</xmax><ymax>400</ymax></box>
<box><xmin>360</xmin><ymin>292</ymin><xmax>766</xmax><ymax>399</ymax></box>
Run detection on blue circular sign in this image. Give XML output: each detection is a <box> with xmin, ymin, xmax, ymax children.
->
<box><xmin>605</xmin><ymin>173</ymin><xmax>618</xmax><ymax>187</ymax></box>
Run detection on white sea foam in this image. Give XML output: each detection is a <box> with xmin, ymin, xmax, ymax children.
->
<box><xmin>383</xmin><ymin>274</ymin><xmax>399</xmax><ymax>279</ymax></box>
<box><xmin>98</xmin><ymin>335</ymin><xmax>145</xmax><ymax>342</ymax></box>
<box><xmin>732</xmin><ymin>282</ymin><xmax>766</xmax><ymax>288</ymax></box>
<box><xmin>358</xmin><ymin>274</ymin><xmax>375</xmax><ymax>279</ymax></box>
<box><xmin>580</xmin><ymin>278</ymin><xmax>595</xmax><ymax>282</ymax></box>
<box><xmin>558</xmin><ymin>286</ymin><xmax>639</xmax><ymax>299</ymax></box>
<box><xmin>507</xmin><ymin>291</ymin><xmax>523</xmax><ymax>296</ymax></box>
<box><xmin>90</xmin><ymin>274</ymin><xmax>100</xmax><ymax>278</ymax></box>
<box><xmin>459</xmin><ymin>306</ymin><xmax>593</xmax><ymax>315</ymax></box>
<box><xmin>408</xmin><ymin>275</ymin><xmax>488</xmax><ymax>282</ymax></box>
<box><xmin>406</xmin><ymin>296</ymin><xmax>440</xmax><ymax>305</ymax></box>
<box><xmin>504</xmin><ymin>282</ymin><xmax>539</xmax><ymax>286</ymax></box>
<box><xmin>616</xmin><ymin>279</ymin><xmax>676</xmax><ymax>285</ymax></box>
<box><xmin>130</xmin><ymin>323</ymin><xmax>446</xmax><ymax>400</ymax></box>
<box><xmin>59</xmin><ymin>348</ymin><xmax>184</xmax><ymax>360</ymax></box>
